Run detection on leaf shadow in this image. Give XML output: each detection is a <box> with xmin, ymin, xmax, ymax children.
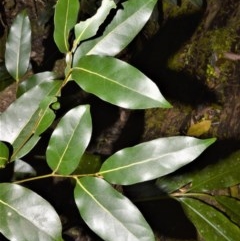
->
<box><xmin>132</xmin><ymin>9</ymin><xmax>217</xmax><ymax>106</ymax></box>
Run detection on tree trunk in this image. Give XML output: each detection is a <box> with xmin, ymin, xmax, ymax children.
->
<box><xmin>133</xmin><ymin>0</ymin><xmax>240</xmax><ymax>142</ymax></box>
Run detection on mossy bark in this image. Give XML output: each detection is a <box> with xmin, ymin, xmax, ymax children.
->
<box><xmin>140</xmin><ymin>0</ymin><xmax>240</xmax><ymax>142</ymax></box>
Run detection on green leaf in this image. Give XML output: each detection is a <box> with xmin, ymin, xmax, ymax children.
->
<box><xmin>12</xmin><ymin>135</ymin><xmax>40</xmax><ymax>161</ymax></box>
<box><xmin>17</xmin><ymin>71</ymin><xmax>58</xmax><ymax>97</ymax></box>
<box><xmin>215</xmin><ymin>196</ymin><xmax>240</xmax><ymax>225</ymax></box>
<box><xmin>0</xmin><ymin>142</ymin><xmax>9</xmax><ymax>168</ymax></box>
<box><xmin>180</xmin><ymin>197</ymin><xmax>240</xmax><ymax>241</ymax></box>
<box><xmin>46</xmin><ymin>105</ymin><xmax>92</xmax><ymax>175</ymax></box>
<box><xmin>74</xmin><ymin>0</ymin><xmax>116</xmax><ymax>47</ymax></box>
<box><xmin>72</xmin><ymin>55</ymin><xmax>171</xmax><ymax>109</ymax></box>
<box><xmin>34</xmin><ymin>96</ymin><xmax>59</xmax><ymax>135</ymax></box>
<box><xmin>5</xmin><ymin>10</ymin><xmax>31</xmax><ymax>82</ymax></box>
<box><xmin>74</xmin><ymin>177</ymin><xmax>155</xmax><ymax>241</ymax></box>
<box><xmin>189</xmin><ymin>151</ymin><xmax>240</xmax><ymax>192</ymax></box>
<box><xmin>0</xmin><ymin>80</ymin><xmax>62</xmax><ymax>161</ymax></box>
<box><xmin>0</xmin><ymin>183</ymin><xmax>63</xmax><ymax>241</ymax></box>
<box><xmin>156</xmin><ymin>172</ymin><xmax>192</xmax><ymax>194</ymax></box>
<box><xmin>99</xmin><ymin>137</ymin><xmax>216</xmax><ymax>185</ymax></box>
<box><xmin>188</xmin><ymin>151</ymin><xmax>240</xmax><ymax>192</ymax></box>
<box><xmin>54</xmin><ymin>0</ymin><xmax>80</xmax><ymax>53</ymax></box>
<box><xmin>73</xmin><ymin>0</ymin><xmax>157</xmax><ymax>63</ymax></box>
<box><xmin>156</xmin><ymin>150</ymin><xmax>240</xmax><ymax>193</ymax></box>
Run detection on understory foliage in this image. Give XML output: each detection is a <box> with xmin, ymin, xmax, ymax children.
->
<box><xmin>0</xmin><ymin>0</ymin><xmax>239</xmax><ymax>240</ymax></box>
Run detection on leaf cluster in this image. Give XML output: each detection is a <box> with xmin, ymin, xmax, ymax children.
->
<box><xmin>0</xmin><ymin>1</ymin><xmax>238</xmax><ymax>241</ymax></box>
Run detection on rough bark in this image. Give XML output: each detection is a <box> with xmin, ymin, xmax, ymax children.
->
<box><xmin>134</xmin><ymin>0</ymin><xmax>240</xmax><ymax>142</ymax></box>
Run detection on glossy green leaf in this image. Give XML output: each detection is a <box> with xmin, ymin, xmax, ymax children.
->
<box><xmin>156</xmin><ymin>171</ymin><xmax>192</xmax><ymax>194</ymax></box>
<box><xmin>54</xmin><ymin>0</ymin><xmax>80</xmax><ymax>53</ymax></box>
<box><xmin>187</xmin><ymin>151</ymin><xmax>240</xmax><ymax>192</ymax></box>
<box><xmin>74</xmin><ymin>177</ymin><xmax>155</xmax><ymax>241</ymax></box>
<box><xmin>73</xmin><ymin>0</ymin><xmax>157</xmax><ymax>63</ymax></box>
<box><xmin>17</xmin><ymin>71</ymin><xmax>58</xmax><ymax>97</ymax></box>
<box><xmin>99</xmin><ymin>137</ymin><xmax>216</xmax><ymax>185</ymax></box>
<box><xmin>0</xmin><ymin>142</ymin><xmax>9</xmax><ymax>168</ymax></box>
<box><xmin>0</xmin><ymin>183</ymin><xmax>63</xmax><ymax>241</ymax></box>
<box><xmin>46</xmin><ymin>105</ymin><xmax>92</xmax><ymax>175</ymax></box>
<box><xmin>5</xmin><ymin>10</ymin><xmax>31</xmax><ymax>82</ymax></box>
<box><xmin>72</xmin><ymin>55</ymin><xmax>171</xmax><ymax>109</ymax></box>
<box><xmin>215</xmin><ymin>196</ymin><xmax>240</xmax><ymax>225</ymax></box>
<box><xmin>0</xmin><ymin>81</ymin><xmax>62</xmax><ymax>161</ymax></box>
<box><xmin>180</xmin><ymin>197</ymin><xmax>240</xmax><ymax>241</ymax></box>
<box><xmin>34</xmin><ymin>96</ymin><xmax>59</xmax><ymax>135</ymax></box>
<box><xmin>74</xmin><ymin>0</ymin><xmax>116</xmax><ymax>47</ymax></box>
<box><xmin>156</xmin><ymin>150</ymin><xmax>240</xmax><ymax>193</ymax></box>
<box><xmin>12</xmin><ymin>135</ymin><xmax>41</xmax><ymax>161</ymax></box>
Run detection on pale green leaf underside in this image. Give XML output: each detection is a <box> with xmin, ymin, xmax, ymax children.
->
<box><xmin>72</xmin><ymin>55</ymin><xmax>171</xmax><ymax>109</ymax></box>
<box><xmin>73</xmin><ymin>0</ymin><xmax>157</xmax><ymax>63</ymax></box>
<box><xmin>5</xmin><ymin>10</ymin><xmax>31</xmax><ymax>81</ymax></box>
<box><xmin>99</xmin><ymin>137</ymin><xmax>216</xmax><ymax>185</ymax></box>
<box><xmin>180</xmin><ymin>198</ymin><xmax>240</xmax><ymax>241</ymax></box>
<box><xmin>46</xmin><ymin>105</ymin><xmax>92</xmax><ymax>175</ymax></box>
<box><xmin>0</xmin><ymin>183</ymin><xmax>63</xmax><ymax>241</ymax></box>
<box><xmin>74</xmin><ymin>177</ymin><xmax>155</xmax><ymax>241</ymax></box>
<box><xmin>74</xmin><ymin>0</ymin><xmax>116</xmax><ymax>46</ymax></box>
<box><xmin>54</xmin><ymin>0</ymin><xmax>80</xmax><ymax>53</ymax></box>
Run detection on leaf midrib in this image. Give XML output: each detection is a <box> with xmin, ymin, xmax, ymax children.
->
<box><xmin>87</xmin><ymin>0</ymin><xmax>154</xmax><ymax>55</ymax></box>
<box><xmin>76</xmin><ymin>178</ymin><xmax>139</xmax><ymax>240</ymax></box>
<box><xmin>0</xmin><ymin>199</ymin><xmax>55</xmax><ymax>239</ymax></box>
<box><xmin>182</xmin><ymin>199</ymin><xmax>234</xmax><ymax>241</ymax></box>
<box><xmin>74</xmin><ymin>67</ymin><xmax>159</xmax><ymax>102</ymax></box>
<box><xmin>100</xmin><ymin>145</ymin><xmax>203</xmax><ymax>175</ymax></box>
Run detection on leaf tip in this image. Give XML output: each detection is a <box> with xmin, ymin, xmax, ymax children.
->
<box><xmin>204</xmin><ymin>137</ymin><xmax>217</xmax><ymax>146</ymax></box>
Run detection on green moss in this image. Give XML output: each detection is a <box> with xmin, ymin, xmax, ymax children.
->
<box><xmin>143</xmin><ymin>103</ymin><xmax>192</xmax><ymax>140</ymax></box>
<box><xmin>163</xmin><ymin>0</ymin><xmax>200</xmax><ymax>19</ymax></box>
<box><xmin>168</xmin><ymin>23</ymin><xmax>240</xmax><ymax>86</ymax></box>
